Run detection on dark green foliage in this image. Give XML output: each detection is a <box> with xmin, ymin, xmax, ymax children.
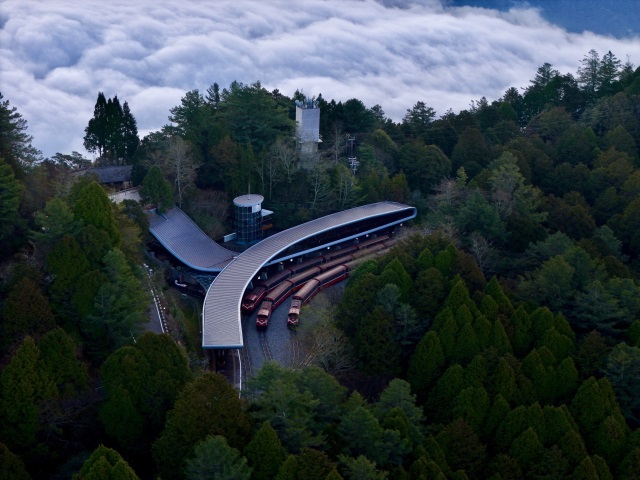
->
<box><xmin>483</xmin><ymin>394</ymin><xmax>511</xmax><ymax>440</ymax></box>
<box><xmin>294</xmin><ymin>448</ymin><xmax>335</xmax><ymax>480</ymax></box>
<box><xmin>436</xmin><ymin>418</ymin><xmax>486</xmax><ymax>478</ymax></box>
<box><xmin>629</xmin><ymin>320</ymin><xmax>640</xmax><ymax>347</ymax></box>
<box><xmin>0</xmin><ymin>337</ymin><xmax>56</xmax><ymax>451</ymax></box>
<box><xmin>72</xmin><ymin>182</ymin><xmax>120</xmax><ymax>247</ymax></box>
<box><xmin>246</xmin><ymin>363</ymin><xmax>346</xmax><ymax>453</ymax></box>
<box><xmin>397</xmin><ymin>141</ymin><xmax>450</xmax><ymax>192</ymax></box>
<box><xmin>184</xmin><ymin>435</ymin><xmax>251</xmax><ymax>480</ymax></box>
<box><xmin>39</xmin><ymin>328</ymin><xmax>89</xmax><ymax>397</ymax></box>
<box><xmin>452</xmin><ymin>386</ymin><xmax>490</xmax><ymax>433</ymax></box>
<box><xmin>84</xmin><ymin>249</ymin><xmax>146</xmax><ymax>360</ymax></box>
<box><xmin>618</xmin><ymin>447</ymin><xmax>640</xmax><ymax>480</ymax></box>
<box><xmin>413</xmin><ymin>267</ymin><xmax>447</xmax><ymax>320</ymax></box>
<box><xmin>275</xmin><ymin>454</ymin><xmax>298</xmax><ymax>480</ymax></box>
<box><xmin>244</xmin><ymin>422</ymin><xmax>287</xmax><ymax>480</ymax></box>
<box><xmin>427</xmin><ymin>365</ymin><xmax>466</xmax><ymax>423</ymax></box>
<box><xmin>153</xmin><ymin>372</ymin><xmax>250</xmax><ymax>480</ymax></box>
<box><xmin>407</xmin><ymin>331</ymin><xmax>445</xmax><ymax>401</ymax></box>
<box><xmin>73</xmin><ymin>444</ymin><xmax>139</xmax><ymax>479</ymax></box>
<box><xmin>99</xmin><ymin>333</ymin><xmax>191</xmax><ymax>453</ymax></box>
<box><xmin>378</xmin><ymin>258</ymin><xmax>413</xmax><ymax>304</ymax></box>
<box><xmin>0</xmin><ymin>156</ymin><xmax>25</xmax><ymax>255</ymax></box>
<box><xmin>0</xmin><ymin>93</ymin><xmax>42</xmax><ymax>175</ymax></box>
<box><xmin>338</xmin><ymin>455</ymin><xmax>387</xmax><ymax>480</ymax></box>
<box><xmin>336</xmin><ymin>272</ymin><xmax>381</xmax><ymax>338</ymax></box>
<box><xmin>139</xmin><ymin>165</ymin><xmax>174</xmax><ymax>213</ymax></box>
<box><xmin>602</xmin><ymin>343</ymin><xmax>640</xmax><ymax>427</ymax></box>
<box><xmin>1</xmin><ymin>277</ymin><xmax>55</xmax><ymax>349</ymax></box>
<box><xmin>353</xmin><ymin>306</ymin><xmax>400</xmax><ymax>376</ymax></box>
<box><xmin>83</xmin><ymin>93</ymin><xmax>139</xmax><ymax>162</ymax></box>
<box><xmin>337</xmin><ymin>405</ymin><xmax>408</xmax><ymax>467</ymax></box>
<box><xmin>4</xmin><ymin>53</ymin><xmax>640</xmax><ymax>479</ymax></box>
<box><xmin>0</xmin><ymin>442</ymin><xmax>31</xmax><ymax>480</ymax></box>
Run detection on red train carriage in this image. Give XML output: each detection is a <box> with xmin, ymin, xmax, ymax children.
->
<box><xmin>315</xmin><ymin>265</ymin><xmax>349</xmax><ymax>289</ymax></box>
<box><xmin>288</xmin><ymin>256</ymin><xmax>324</xmax><ymax>275</ymax></box>
<box><xmin>288</xmin><ymin>266</ymin><xmax>324</xmax><ymax>291</ymax></box>
<box><xmin>355</xmin><ymin>234</ymin><xmax>389</xmax><ymax>251</ymax></box>
<box><xmin>257</xmin><ymin>268</ymin><xmax>292</xmax><ymax>291</ymax></box>
<box><xmin>351</xmin><ymin>241</ymin><xmax>387</xmax><ymax>259</ymax></box>
<box><xmin>256</xmin><ymin>300</ymin><xmax>273</xmax><ymax>328</ymax></box>
<box><xmin>318</xmin><ymin>255</ymin><xmax>354</xmax><ymax>272</ymax></box>
<box><xmin>241</xmin><ymin>285</ymin><xmax>267</xmax><ymax>313</ymax></box>
<box><xmin>255</xmin><ymin>280</ymin><xmax>294</xmax><ymax>328</ymax></box>
<box><xmin>322</xmin><ymin>245</ymin><xmax>358</xmax><ymax>262</ymax></box>
<box><xmin>265</xmin><ymin>280</ymin><xmax>293</xmax><ymax>309</ymax></box>
<box><xmin>288</xmin><ymin>298</ymin><xmax>302</xmax><ymax>327</ymax></box>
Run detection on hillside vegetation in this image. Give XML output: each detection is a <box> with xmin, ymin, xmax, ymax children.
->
<box><xmin>0</xmin><ymin>49</ymin><xmax>639</xmax><ymax>479</ymax></box>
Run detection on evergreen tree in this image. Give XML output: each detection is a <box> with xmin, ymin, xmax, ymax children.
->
<box><xmin>0</xmin><ymin>157</ymin><xmax>25</xmax><ymax>256</ymax></box>
<box><xmin>337</xmin><ymin>406</ymin><xmax>405</xmax><ymax>467</ymax></box>
<box><xmin>153</xmin><ymin>372</ymin><xmax>251</xmax><ymax>480</ymax></box>
<box><xmin>296</xmin><ymin>448</ymin><xmax>336</xmax><ymax>480</ymax></box>
<box><xmin>72</xmin><ymin>181</ymin><xmax>120</xmax><ymax>247</ymax></box>
<box><xmin>73</xmin><ymin>444</ymin><xmax>139</xmax><ymax>480</ymax></box>
<box><xmin>139</xmin><ymin>164</ymin><xmax>174</xmax><ymax>213</ymax></box>
<box><xmin>1</xmin><ymin>276</ymin><xmax>55</xmax><ymax>349</ymax></box>
<box><xmin>0</xmin><ymin>92</ymin><xmax>42</xmax><ymax>175</ymax></box>
<box><xmin>85</xmin><ymin>249</ymin><xmax>146</xmax><ymax>359</ymax></box>
<box><xmin>246</xmin><ymin>363</ymin><xmax>323</xmax><ymax>453</ymax></box>
<box><xmin>407</xmin><ymin>331</ymin><xmax>445</xmax><ymax>401</ymax></box>
<box><xmin>121</xmin><ymin>101</ymin><xmax>139</xmax><ymax>161</ymax></box>
<box><xmin>184</xmin><ymin>435</ymin><xmax>252</xmax><ymax>480</ymax></box>
<box><xmin>39</xmin><ymin>327</ymin><xmax>89</xmax><ymax>397</ymax></box>
<box><xmin>83</xmin><ymin>92</ymin><xmax>108</xmax><ymax>158</ymax></box>
<box><xmin>338</xmin><ymin>455</ymin><xmax>388</xmax><ymax>480</ymax></box>
<box><xmin>275</xmin><ymin>455</ymin><xmax>298</xmax><ymax>480</ymax></box>
<box><xmin>0</xmin><ymin>337</ymin><xmax>56</xmax><ymax>451</ymax></box>
<box><xmin>244</xmin><ymin>421</ymin><xmax>287</xmax><ymax>480</ymax></box>
<box><xmin>0</xmin><ymin>442</ymin><xmax>31</xmax><ymax>480</ymax></box>
<box><xmin>84</xmin><ymin>93</ymin><xmax>139</xmax><ymax>163</ymax></box>
<box><xmin>436</xmin><ymin>418</ymin><xmax>486</xmax><ymax>478</ymax></box>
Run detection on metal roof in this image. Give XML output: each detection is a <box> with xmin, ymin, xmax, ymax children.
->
<box><xmin>77</xmin><ymin>165</ymin><xmax>133</xmax><ymax>184</ymax></box>
<box><xmin>202</xmin><ymin>201</ymin><xmax>416</xmax><ymax>348</ymax></box>
<box><xmin>148</xmin><ymin>207</ymin><xmax>235</xmax><ymax>272</ymax></box>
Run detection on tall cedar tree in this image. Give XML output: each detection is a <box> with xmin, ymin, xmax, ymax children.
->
<box><xmin>84</xmin><ymin>92</ymin><xmax>139</xmax><ymax>163</ymax></box>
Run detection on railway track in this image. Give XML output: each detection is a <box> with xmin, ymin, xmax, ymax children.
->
<box><xmin>289</xmin><ymin>330</ymin><xmax>300</xmax><ymax>367</ymax></box>
<box><xmin>259</xmin><ymin>332</ymin><xmax>273</xmax><ymax>362</ymax></box>
<box><xmin>240</xmin><ymin>343</ymin><xmax>253</xmax><ymax>380</ymax></box>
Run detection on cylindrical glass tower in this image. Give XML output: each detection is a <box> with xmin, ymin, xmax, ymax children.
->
<box><xmin>234</xmin><ymin>194</ymin><xmax>264</xmax><ymax>244</ymax></box>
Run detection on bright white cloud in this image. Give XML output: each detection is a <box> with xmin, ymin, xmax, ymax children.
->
<box><xmin>1</xmin><ymin>0</ymin><xmax>639</xmax><ymax>158</ymax></box>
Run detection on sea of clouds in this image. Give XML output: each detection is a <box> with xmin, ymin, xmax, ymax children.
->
<box><xmin>1</xmin><ymin>0</ymin><xmax>639</xmax><ymax>159</ymax></box>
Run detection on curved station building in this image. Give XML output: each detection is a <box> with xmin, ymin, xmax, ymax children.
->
<box><xmin>202</xmin><ymin>201</ymin><xmax>417</xmax><ymax>349</ymax></box>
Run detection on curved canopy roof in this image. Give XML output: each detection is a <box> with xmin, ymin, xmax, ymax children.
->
<box><xmin>148</xmin><ymin>207</ymin><xmax>235</xmax><ymax>272</ymax></box>
<box><xmin>202</xmin><ymin>202</ymin><xmax>416</xmax><ymax>348</ymax></box>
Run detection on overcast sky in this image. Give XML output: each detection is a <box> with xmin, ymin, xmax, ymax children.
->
<box><xmin>1</xmin><ymin>0</ymin><xmax>639</xmax><ymax>159</ymax></box>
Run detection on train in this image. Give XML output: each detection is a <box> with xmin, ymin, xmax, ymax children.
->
<box><xmin>242</xmin><ymin>234</ymin><xmax>392</xmax><ymax>314</ymax></box>
<box><xmin>250</xmin><ymin>235</ymin><xmax>394</xmax><ymax>329</ymax></box>
<box><xmin>287</xmin><ymin>261</ymin><xmax>357</xmax><ymax>327</ymax></box>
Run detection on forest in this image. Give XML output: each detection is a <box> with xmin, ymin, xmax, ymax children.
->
<box><xmin>1</xmin><ymin>48</ymin><xmax>640</xmax><ymax>479</ymax></box>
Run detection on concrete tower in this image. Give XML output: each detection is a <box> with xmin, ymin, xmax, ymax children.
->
<box><xmin>295</xmin><ymin>97</ymin><xmax>321</xmax><ymax>164</ymax></box>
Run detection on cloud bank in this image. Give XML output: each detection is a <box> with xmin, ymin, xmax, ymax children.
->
<box><xmin>1</xmin><ymin>0</ymin><xmax>639</xmax><ymax>158</ymax></box>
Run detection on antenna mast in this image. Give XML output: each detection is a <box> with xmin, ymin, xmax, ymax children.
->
<box><xmin>346</xmin><ymin>134</ymin><xmax>359</xmax><ymax>174</ymax></box>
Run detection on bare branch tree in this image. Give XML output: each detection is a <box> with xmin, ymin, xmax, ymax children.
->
<box><xmin>469</xmin><ymin>232</ymin><xmax>493</xmax><ymax>273</ymax></box>
<box><xmin>309</xmin><ymin>162</ymin><xmax>331</xmax><ymax>214</ymax></box>
<box><xmin>271</xmin><ymin>137</ymin><xmax>298</xmax><ymax>184</ymax></box>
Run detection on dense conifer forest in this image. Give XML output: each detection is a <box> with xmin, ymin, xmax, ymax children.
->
<box><xmin>1</xmin><ymin>49</ymin><xmax>640</xmax><ymax>479</ymax></box>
